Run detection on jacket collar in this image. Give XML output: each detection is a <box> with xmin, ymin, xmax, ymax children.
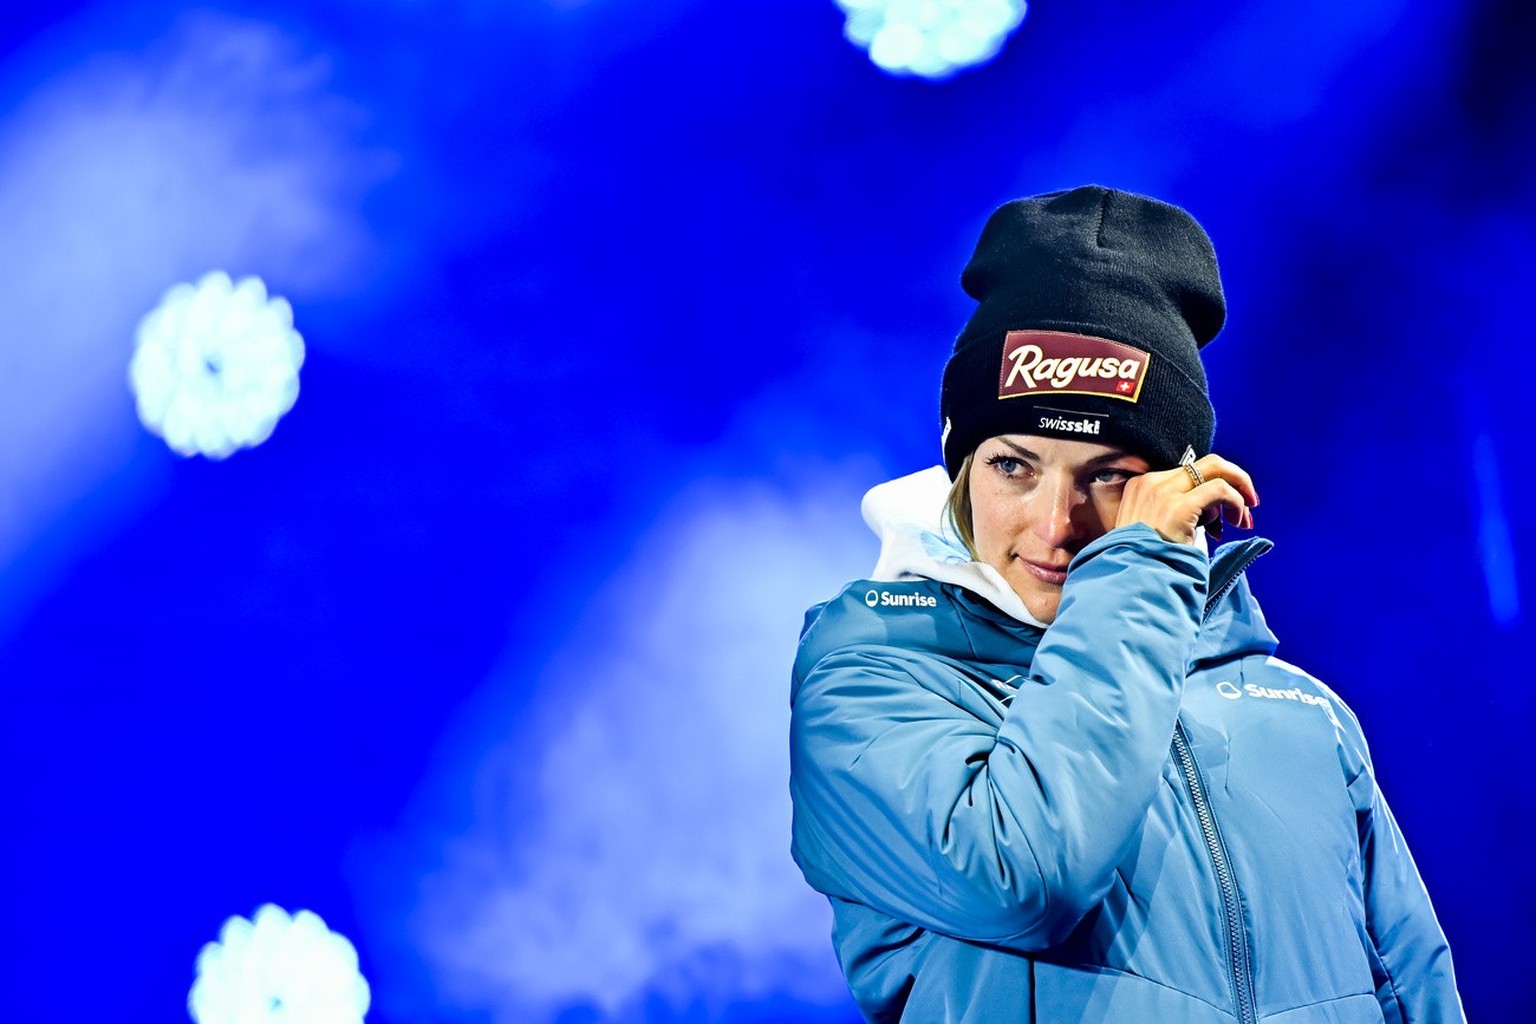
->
<box><xmin>1194</xmin><ymin>537</ymin><xmax>1279</xmax><ymax>664</ymax></box>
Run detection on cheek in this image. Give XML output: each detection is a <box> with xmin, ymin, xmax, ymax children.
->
<box><xmin>1093</xmin><ymin>489</ymin><xmax>1125</xmax><ymax>525</ymax></box>
<box><xmin>1072</xmin><ymin>486</ymin><xmax>1131</xmax><ymax>538</ymax></box>
<box><xmin>969</xmin><ymin>481</ymin><xmax>1021</xmax><ymax>553</ymax></box>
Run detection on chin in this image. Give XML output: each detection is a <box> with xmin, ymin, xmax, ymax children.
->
<box><xmin>1010</xmin><ymin>578</ymin><xmax>1062</xmax><ymax>624</ymax></box>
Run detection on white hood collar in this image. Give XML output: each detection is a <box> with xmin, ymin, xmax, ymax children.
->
<box><xmin>861</xmin><ymin>466</ymin><xmax>1052</xmax><ymax>630</ymax></box>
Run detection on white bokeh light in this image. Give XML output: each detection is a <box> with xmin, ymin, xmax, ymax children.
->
<box><xmin>130</xmin><ymin>270</ymin><xmax>305</xmax><ymax>459</ymax></box>
<box><xmin>834</xmin><ymin>0</ymin><xmax>1027</xmax><ymax>79</ymax></box>
<box><xmin>189</xmin><ymin>904</ymin><xmax>370</xmax><ymax>1024</ymax></box>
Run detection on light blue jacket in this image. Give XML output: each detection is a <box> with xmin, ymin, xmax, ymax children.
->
<box><xmin>789</xmin><ymin>510</ymin><xmax>1463</xmax><ymax>1023</ymax></box>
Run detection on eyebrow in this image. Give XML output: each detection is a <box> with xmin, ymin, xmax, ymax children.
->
<box><xmin>997</xmin><ymin>438</ymin><xmax>1142</xmax><ymax>467</ymax></box>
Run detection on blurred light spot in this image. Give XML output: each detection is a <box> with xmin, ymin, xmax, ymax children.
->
<box><xmin>189</xmin><ymin>904</ymin><xmax>370</xmax><ymax>1024</ymax></box>
<box><xmin>0</xmin><ymin>13</ymin><xmax>383</xmax><ymax>632</ymax></box>
<box><xmin>129</xmin><ymin>271</ymin><xmax>305</xmax><ymax>459</ymax></box>
<box><xmin>1473</xmin><ymin>432</ymin><xmax>1520</xmax><ymax>627</ymax></box>
<box><xmin>835</xmin><ymin>0</ymin><xmax>1027</xmax><ymax>79</ymax></box>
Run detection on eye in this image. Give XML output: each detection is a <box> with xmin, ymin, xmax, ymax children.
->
<box><xmin>1090</xmin><ymin>467</ymin><xmax>1137</xmax><ymax>486</ymax></box>
<box><xmin>985</xmin><ymin>453</ymin><xmax>1030</xmax><ymax>477</ymax></box>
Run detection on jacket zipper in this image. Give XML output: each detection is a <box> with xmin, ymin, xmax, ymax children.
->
<box><xmin>1203</xmin><ymin>540</ymin><xmax>1271</xmax><ymax>622</ymax></box>
<box><xmin>1176</xmin><ymin>539</ymin><xmax>1267</xmax><ymax>1024</ymax></box>
<box><xmin>1172</xmin><ymin>722</ymin><xmax>1256</xmax><ymax>1024</ymax></box>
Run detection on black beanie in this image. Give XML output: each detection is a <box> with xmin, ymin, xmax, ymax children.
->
<box><xmin>940</xmin><ymin>185</ymin><xmax>1225</xmax><ymax>477</ymax></box>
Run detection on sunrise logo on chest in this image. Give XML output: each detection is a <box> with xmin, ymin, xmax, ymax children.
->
<box><xmin>997</xmin><ymin>330</ymin><xmax>1150</xmax><ymax>402</ymax></box>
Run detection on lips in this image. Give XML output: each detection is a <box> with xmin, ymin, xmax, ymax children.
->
<box><xmin>1020</xmin><ymin>558</ymin><xmax>1070</xmax><ymax>585</ymax></box>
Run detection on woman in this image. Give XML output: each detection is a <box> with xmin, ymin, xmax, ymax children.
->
<box><xmin>788</xmin><ymin>186</ymin><xmax>1463</xmax><ymax>1023</ymax></box>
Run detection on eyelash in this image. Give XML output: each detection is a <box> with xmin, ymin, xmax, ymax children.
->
<box><xmin>1091</xmin><ymin>468</ymin><xmax>1135</xmax><ymax>485</ymax></box>
<box><xmin>985</xmin><ymin>454</ymin><xmax>1135</xmax><ymax>486</ymax></box>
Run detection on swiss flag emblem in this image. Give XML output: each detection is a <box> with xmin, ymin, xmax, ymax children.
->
<box><xmin>1116</xmin><ymin>380</ymin><xmax>1135</xmax><ymax>394</ymax></box>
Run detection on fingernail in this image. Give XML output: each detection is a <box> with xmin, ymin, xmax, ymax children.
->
<box><xmin>1244</xmin><ymin>509</ymin><xmax>1254</xmax><ymax>530</ymax></box>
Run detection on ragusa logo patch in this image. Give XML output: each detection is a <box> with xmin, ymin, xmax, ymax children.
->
<box><xmin>998</xmin><ymin>330</ymin><xmax>1150</xmax><ymax>402</ymax></box>
<box><xmin>864</xmin><ymin>589</ymin><xmax>938</xmax><ymax>610</ymax></box>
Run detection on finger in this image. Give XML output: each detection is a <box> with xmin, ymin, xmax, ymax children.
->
<box><xmin>1190</xmin><ymin>479</ymin><xmax>1249</xmax><ymax>531</ymax></box>
<box><xmin>1192</xmin><ymin>454</ymin><xmax>1259</xmax><ymax>508</ymax></box>
<box><xmin>1197</xmin><ymin>505</ymin><xmax>1224</xmax><ymax>541</ymax></box>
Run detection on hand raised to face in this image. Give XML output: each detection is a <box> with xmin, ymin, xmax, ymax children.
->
<box><xmin>1114</xmin><ymin>453</ymin><xmax>1259</xmax><ymax>547</ymax></box>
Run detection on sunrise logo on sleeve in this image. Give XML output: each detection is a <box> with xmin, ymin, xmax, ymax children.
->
<box><xmin>998</xmin><ymin>330</ymin><xmax>1151</xmax><ymax>402</ymax></box>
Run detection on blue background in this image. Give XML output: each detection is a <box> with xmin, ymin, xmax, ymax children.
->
<box><xmin>0</xmin><ymin>1</ymin><xmax>1529</xmax><ymax>1020</ymax></box>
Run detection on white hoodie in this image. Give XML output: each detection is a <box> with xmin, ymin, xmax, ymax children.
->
<box><xmin>859</xmin><ymin>465</ymin><xmax>1053</xmax><ymax>630</ymax></box>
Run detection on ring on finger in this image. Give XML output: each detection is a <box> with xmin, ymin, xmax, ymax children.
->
<box><xmin>1183</xmin><ymin>463</ymin><xmax>1204</xmax><ymax>490</ymax></box>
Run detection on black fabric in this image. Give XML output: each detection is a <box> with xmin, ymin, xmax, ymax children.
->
<box><xmin>940</xmin><ymin>186</ymin><xmax>1225</xmax><ymax>476</ymax></box>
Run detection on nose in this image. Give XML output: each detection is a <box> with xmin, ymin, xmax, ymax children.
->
<box><xmin>1033</xmin><ymin>472</ymin><xmax>1086</xmax><ymax>550</ymax></box>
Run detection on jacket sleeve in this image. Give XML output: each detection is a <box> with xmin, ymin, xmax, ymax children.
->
<box><xmin>1350</xmin><ymin>758</ymin><xmax>1465</xmax><ymax>1023</ymax></box>
<box><xmin>789</xmin><ymin>524</ymin><xmax>1206</xmax><ymax>949</ymax></box>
